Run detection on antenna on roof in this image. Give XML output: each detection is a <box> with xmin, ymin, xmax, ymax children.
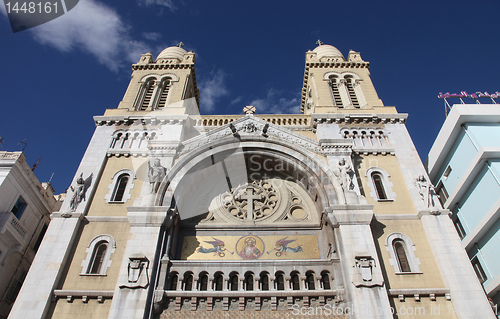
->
<box><xmin>32</xmin><ymin>157</ymin><xmax>42</xmax><ymax>171</ymax></box>
<box><xmin>49</xmin><ymin>172</ymin><xmax>54</xmax><ymax>183</ymax></box>
<box><xmin>17</xmin><ymin>138</ymin><xmax>27</xmax><ymax>151</ymax></box>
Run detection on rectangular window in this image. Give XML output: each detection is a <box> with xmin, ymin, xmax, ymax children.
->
<box><xmin>454</xmin><ymin>218</ymin><xmax>466</xmax><ymax>240</ymax></box>
<box><xmin>33</xmin><ymin>223</ymin><xmax>48</xmax><ymax>252</ymax></box>
<box><xmin>471</xmin><ymin>256</ymin><xmax>487</xmax><ymax>284</ymax></box>
<box><xmin>11</xmin><ymin>196</ymin><xmax>27</xmax><ymax>219</ymax></box>
<box><xmin>436</xmin><ymin>182</ymin><xmax>448</xmax><ymax>207</ymax></box>
<box><xmin>6</xmin><ymin>270</ymin><xmax>27</xmax><ymax>302</ymax></box>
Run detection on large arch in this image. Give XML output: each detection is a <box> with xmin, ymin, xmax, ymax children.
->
<box><xmin>155</xmin><ymin>135</ymin><xmax>342</xmax><ymax>221</ymax></box>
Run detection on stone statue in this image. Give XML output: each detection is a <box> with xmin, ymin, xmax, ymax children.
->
<box><xmin>148</xmin><ymin>159</ymin><xmax>167</xmax><ymax>194</ymax></box>
<box><xmin>416</xmin><ymin>175</ymin><xmax>438</xmax><ymax>208</ymax></box>
<box><xmin>69</xmin><ymin>173</ymin><xmax>93</xmax><ymax>211</ymax></box>
<box><xmin>336</xmin><ymin>158</ymin><xmax>353</xmax><ymax>192</ymax></box>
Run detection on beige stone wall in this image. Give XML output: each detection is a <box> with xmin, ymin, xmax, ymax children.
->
<box><xmin>59</xmin><ymin>221</ymin><xmax>129</xmax><ymax>291</ymax></box>
<box><xmin>88</xmin><ymin>157</ymin><xmax>146</xmax><ymax>217</ymax></box>
<box><xmin>355</xmin><ymin>155</ymin><xmax>418</xmax><ymax>215</ymax></box>
<box><xmin>309</xmin><ymin>68</ymin><xmax>383</xmax><ymax>109</ymax></box>
<box><xmin>391</xmin><ymin>297</ymin><xmax>457</xmax><ymax>319</ymax></box>
<box><xmin>117</xmin><ymin>67</ymin><xmax>194</xmax><ymax>111</ymax></box>
<box><xmin>372</xmin><ymin>219</ymin><xmax>445</xmax><ymax>289</ymax></box>
<box><xmin>50</xmin><ymin>299</ymin><xmax>112</xmax><ymax>319</ymax></box>
<box><xmin>49</xmin><ymin>157</ymin><xmax>148</xmax><ymax>318</ymax></box>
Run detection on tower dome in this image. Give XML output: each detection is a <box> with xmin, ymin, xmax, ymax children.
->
<box><xmin>313</xmin><ymin>44</ymin><xmax>344</xmax><ymax>60</ymax></box>
<box><xmin>156</xmin><ymin>46</ymin><xmax>187</xmax><ymax>61</ymax></box>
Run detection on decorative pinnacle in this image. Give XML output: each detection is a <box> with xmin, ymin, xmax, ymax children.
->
<box><xmin>177</xmin><ymin>41</ymin><xmax>184</xmax><ymax>48</ymax></box>
<box><xmin>316</xmin><ymin>39</ymin><xmax>323</xmax><ymax>46</ymax></box>
<box><xmin>243</xmin><ymin>105</ymin><xmax>256</xmax><ymax>115</ymax></box>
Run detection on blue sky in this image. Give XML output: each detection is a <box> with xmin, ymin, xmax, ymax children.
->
<box><xmin>1</xmin><ymin>0</ymin><xmax>499</xmax><ymax>194</ymax></box>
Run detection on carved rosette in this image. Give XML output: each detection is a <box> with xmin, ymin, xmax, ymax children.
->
<box><xmin>221</xmin><ymin>180</ymin><xmax>278</xmax><ymax>221</ymax></box>
<box><xmin>202</xmin><ymin>179</ymin><xmax>317</xmax><ymax>225</ymax></box>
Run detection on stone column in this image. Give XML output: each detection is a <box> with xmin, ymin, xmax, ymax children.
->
<box><xmin>328</xmin><ymin>206</ymin><xmax>393</xmax><ymax>319</ymax></box>
<box><xmin>107</xmin><ymin>207</ymin><xmax>172</xmax><ymax>319</ymax></box>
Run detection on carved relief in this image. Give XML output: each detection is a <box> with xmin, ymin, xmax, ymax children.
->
<box><xmin>201</xmin><ymin>179</ymin><xmax>317</xmax><ymax>225</ymax></box>
<box><xmin>120</xmin><ymin>256</ymin><xmax>149</xmax><ymax>289</ymax></box>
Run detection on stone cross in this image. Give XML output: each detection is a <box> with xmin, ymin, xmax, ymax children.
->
<box><xmin>241</xmin><ymin>187</ymin><xmax>261</xmax><ymax>220</ymax></box>
<box><xmin>243</xmin><ymin>105</ymin><xmax>256</xmax><ymax>114</ymax></box>
<box><xmin>177</xmin><ymin>41</ymin><xmax>184</xmax><ymax>48</ymax></box>
<box><xmin>316</xmin><ymin>39</ymin><xmax>323</xmax><ymax>46</ymax></box>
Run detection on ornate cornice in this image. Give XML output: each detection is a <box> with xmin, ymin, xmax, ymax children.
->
<box><xmin>94</xmin><ymin>115</ymin><xmax>189</xmax><ymax>127</ymax></box>
<box><xmin>179</xmin><ymin>115</ymin><xmax>325</xmax><ymax>156</ymax></box>
<box><xmin>131</xmin><ymin>63</ymin><xmax>194</xmax><ymax>71</ymax></box>
<box><xmin>312</xmin><ymin>113</ymin><xmax>407</xmax><ymax>126</ymax></box>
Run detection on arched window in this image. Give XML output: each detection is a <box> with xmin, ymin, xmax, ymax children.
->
<box><xmin>260</xmin><ymin>272</ymin><xmax>269</xmax><ymax>291</ymax></box>
<box><xmin>214</xmin><ymin>272</ymin><xmax>223</xmax><ymax>291</ymax></box>
<box><xmin>345</xmin><ymin>77</ymin><xmax>359</xmax><ymax>108</ymax></box>
<box><xmin>198</xmin><ymin>272</ymin><xmax>208</xmax><ymax>291</ymax></box>
<box><xmin>393</xmin><ymin>240</ymin><xmax>411</xmax><ymax>272</ymax></box>
<box><xmin>291</xmin><ymin>272</ymin><xmax>300</xmax><ymax>290</ymax></box>
<box><xmin>275</xmin><ymin>272</ymin><xmax>285</xmax><ymax>291</ymax></box>
<box><xmin>306</xmin><ymin>271</ymin><xmax>315</xmax><ymax>290</ymax></box>
<box><xmin>105</xmin><ymin>169</ymin><xmax>136</xmax><ymax>203</ymax></box>
<box><xmin>140</xmin><ymin>79</ymin><xmax>155</xmax><ymax>111</ymax></box>
<box><xmin>321</xmin><ymin>271</ymin><xmax>332</xmax><ymax>290</ymax></box>
<box><xmin>81</xmin><ymin>235</ymin><xmax>116</xmax><ymax>275</ymax></box>
<box><xmin>183</xmin><ymin>272</ymin><xmax>193</xmax><ymax>291</ymax></box>
<box><xmin>245</xmin><ymin>272</ymin><xmax>254</xmax><ymax>291</ymax></box>
<box><xmin>365</xmin><ymin>167</ymin><xmax>396</xmax><ymax>202</ymax></box>
<box><xmin>169</xmin><ymin>273</ymin><xmax>178</xmax><ymax>290</ymax></box>
<box><xmin>386</xmin><ymin>233</ymin><xmax>421</xmax><ymax>274</ymax></box>
<box><xmin>88</xmin><ymin>241</ymin><xmax>107</xmax><ymax>274</ymax></box>
<box><xmin>329</xmin><ymin>75</ymin><xmax>343</xmax><ymax>107</ymax></box>
<box><xmin>229</xmin><ymin>272</ymin><xmax>239</xmax><ymax>291</ymax></box>
<box><xmin>372</xmin><ymin>173</ymin><xmax>387</xmax><ymax>200</ymax></box>
<box><xmin>112</xmin><ymin>174</ymin><xmax>129</xmax><ymax>202</ymax></box>
<box><xmin>157</xmin><ymin>79</ymin><xmax>171</xmax><ymax>108</ymax></box>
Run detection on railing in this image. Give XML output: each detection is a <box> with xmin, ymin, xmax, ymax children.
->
<box><xmin>194</xmin><ymin>115</ymin><xmax>311</xmax><ymax>128</ymax></box>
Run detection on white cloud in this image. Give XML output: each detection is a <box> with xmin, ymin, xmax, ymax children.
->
<box><xmin>28</xmin><ymin>0</ymin><xmax>151</xmax><ymax>71</ymax></box>
<box><xmin>249</xmin><ymin>88</ymin><xmax>300</xmax><ymax>114</ymax></box>
<box><xmin>137</xmin><ymin>0</ymin><xmax>176</xmax><ymax>11</ymax></box>
<box><xmin>230</xmin><ymin>96</ymin><xmax>243</xmax><ymax>106</ymax></box>
<box><xmin>142</xmin><ymin>32</ymin><xmax>162</xmax><ymax>41</ymax></box>
<box><xmin>198</xmin><ymin>70</ymin><xmax>229</xmax><ymax>112</ymax></box>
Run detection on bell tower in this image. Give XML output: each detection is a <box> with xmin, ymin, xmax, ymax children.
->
<box><xmin>115</xmin><ymin>43</ymin><xmax>200</xmax><ymax>115</ymax></box>
<box><xmin>301</xmin><ymin>41</ymin><xmax>384</xmax><ymax>114</ymax></box>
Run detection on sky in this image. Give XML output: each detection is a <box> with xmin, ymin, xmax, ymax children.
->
<box><xmin>0</xmin><ymin>0</ymin><xmax>499</xmax><ymax>194</ymax></box>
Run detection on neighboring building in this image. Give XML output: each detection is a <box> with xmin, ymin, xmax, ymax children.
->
<box><xmin>426</xmin><ymin>103</ymin><xmax>500</xmax><ymax>315</ymax></box>
<box><xmin>8</xmin><ymin>44</ymin><xmax>495</xmax><ymax>319</ymax></box>
<box><xmin>0</xmin><ymin>152</ymin><xmax>61</xmax><ymax>319</ymax></box>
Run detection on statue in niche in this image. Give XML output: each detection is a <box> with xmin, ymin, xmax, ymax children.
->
<box><xmin>148</xmin><ymin>158</ymin><xmax>167</xmax><ymax>194</ymax></box>
<box><xmin>335</xmin><ymin>158</ymin><xmax>354</xmax><ymax>193</ymax></box>
<box><xmin>69</xmin><ymin>173</ymin><xmax>93</xmax><ymax>211</ymax></box>
<box><xmin>416</xmin><ymin>175</ymin><xmax>438</xmax><ymax>208</ymax></box>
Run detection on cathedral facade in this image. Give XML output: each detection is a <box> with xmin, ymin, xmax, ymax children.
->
<box><xmin>8</xmin><ymin>44</ymin><xmax>494</xmax><ymax>319</ymax></box>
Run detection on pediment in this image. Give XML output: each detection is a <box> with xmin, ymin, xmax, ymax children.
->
<box><xmin>180</xmin><ymin>115</ymin><xmax>324</xmax><ymax>155</ymax></box>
